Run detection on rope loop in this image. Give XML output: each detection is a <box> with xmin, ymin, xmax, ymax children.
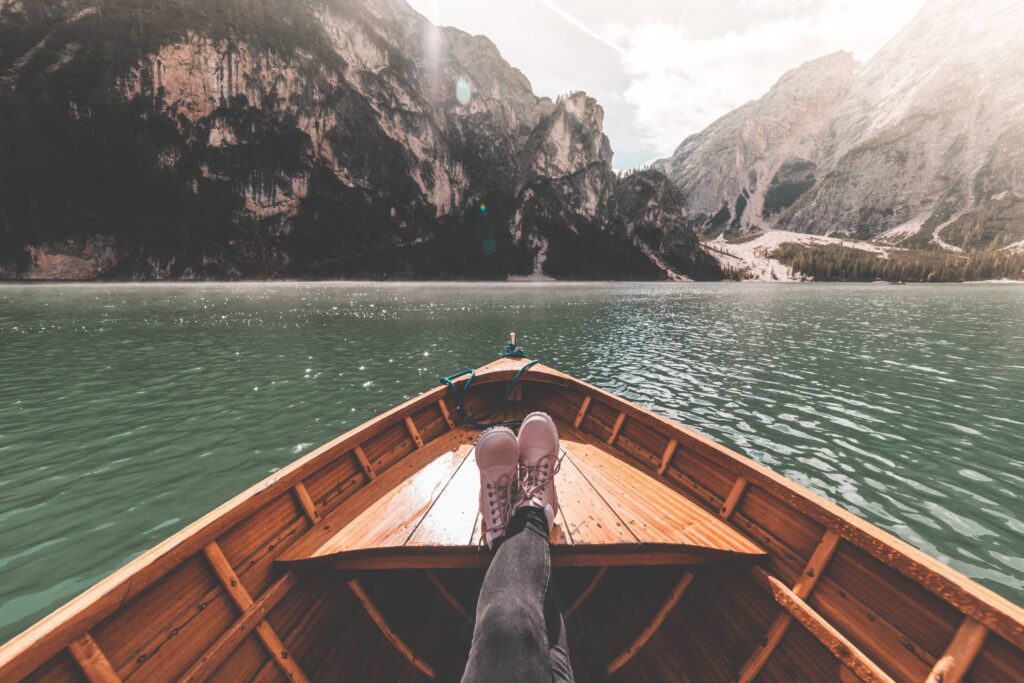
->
<box><xmin>501</xmin><ymin>340</ymin><xmax>527</xmax><ymax>358</ymax></box>
<box><xmin>439</xmin><ymin>340</ymin><xmax>538</xmax><ymax>430</ymax></box>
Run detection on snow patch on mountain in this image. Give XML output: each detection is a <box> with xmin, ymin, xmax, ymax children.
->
<box><xmin>709</xmin><ymin>230</ymin><xmax>887</xmax><ymax>281</ymax></box>
<box><xmin>877</xmin><ymin>215</ymin><xmax>927</xmax><ymax>244</ymax></box>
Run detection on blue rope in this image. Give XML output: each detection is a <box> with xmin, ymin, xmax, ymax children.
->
<box><xmin>440</xmin><ymin>342</ymin><xmax>538</xmax><ymax>430</ymax></box>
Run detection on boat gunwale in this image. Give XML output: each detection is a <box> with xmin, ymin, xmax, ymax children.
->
<box><xmin>0</xmin><ymin>362</ymin><xmax>556</xmax><ymax>681</ymax></box>
<box><xmin>541</xmin><ymin>363</ymin><xmax>1024</xmax><ymax>651</ymax></box>
<box><xmin>1</xmin><ymin>357</ymin><xmax>1022</xmax><ymax>680</ymax></box>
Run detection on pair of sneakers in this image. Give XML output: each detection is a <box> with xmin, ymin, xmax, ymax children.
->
<box><xmin>475</xmin><ymin>412</ymin><xmax>561</xmax><ymax>548</ymax></box>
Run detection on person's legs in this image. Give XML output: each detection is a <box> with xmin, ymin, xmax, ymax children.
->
<box><xmin>462</xmin><ymin>507</ymin><xmax>553</xmax><ymax>682</ymax></box>
<box><xmin>462</xmin><ymin>413</ymin><xmax>574</xmax><ymax>682</ymax></box>
<box><xmin>545</xmin><ymin>575</ymin><xmax>574</xmax><ymax>683</ymax></box>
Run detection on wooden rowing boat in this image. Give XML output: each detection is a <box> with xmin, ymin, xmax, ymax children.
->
<box><xmin>2</xmin><ymin>348</ymin><xmax>1023</xmax><ymax>681</ymax></box>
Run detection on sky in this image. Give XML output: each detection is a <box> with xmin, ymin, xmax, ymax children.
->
<box><xmin>406</xmin><ymin>0</ymin><xmax>926</xmax><ymax>169</ymax></box>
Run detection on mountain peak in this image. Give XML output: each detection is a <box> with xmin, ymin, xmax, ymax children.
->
<box><xmin>770</xmin><ymin>51</ymin><xmax>859</xmax><ymax>91</ymax></box>
<box><xmin>657</xmin><ymin>0</ymin><xmax>1024</xmax><ymax>243</ymax></box>
<box><xmin>0</xmin><ymin>0</ymin><xmax>719</xmax><ymax>281</ymax></box>
<box><xmin>778</xmin><ymin>0</ymin><xmax>1024</xmax><ymax>238</ymax></box>
<box><xmin>654</xmin><ymin>49</ymin><xmax>857</xmax><ymax>234</ymax></box>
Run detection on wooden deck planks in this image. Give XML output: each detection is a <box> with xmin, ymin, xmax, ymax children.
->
<box><xmin>406</xmin><ymin>447</ymin><xmax>480</xmax><ymax>548</ymax></box>
<box><xmin>562</xmin><ymin>433</ymin><xmax>765</xmax><ymax>556</ymax></box>
<box><xmin>278</xmin><ymin>429</ymin><xmax>477</xmax><ymax>564</ymax></box>
<box><xmin>282</xmin><ymin>426</ymin><xmax>765</xmax><ymax>570</ymax></box>
<box><xmin>314</xmin><ymin>447</ymin><xmax>471</xmax><ymax>558</ymax></box>
<box><xmin>555</xmin><ymin>453</ymin><xmax>635</xmax><ymax>546</ymax></box>
<box><xmin>551</xmin><ymin>507</ymin><xmax>573</xmax><ymax>546</ymax></box>
<box><xmin>468</xmin><ymin>510</ymin><xmax>484</xmax><ymax>547</ymax></box>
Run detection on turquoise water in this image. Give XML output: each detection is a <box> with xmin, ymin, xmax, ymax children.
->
<box><xmin>1</xmin><ymin>282</ymin><xmax>1022</xmax><ymax>641</ymax></box>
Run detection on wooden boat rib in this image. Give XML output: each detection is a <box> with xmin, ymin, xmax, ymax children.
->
<box><xmin>2</xmin><ymin>353</ymin><xmax>1023</xmax><ymax>681</ymax></box>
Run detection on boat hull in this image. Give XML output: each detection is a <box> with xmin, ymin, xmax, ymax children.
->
<box><xmin>1</xmin><ymin>358</ymin><xmax>1021</xmax><ymax>681</ymax></box>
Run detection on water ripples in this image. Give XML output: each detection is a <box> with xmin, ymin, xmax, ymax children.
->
<box><xmin>0</xmin><ymin>282</ymin><xmax>1022</xmax><ymax>640</ymax></box>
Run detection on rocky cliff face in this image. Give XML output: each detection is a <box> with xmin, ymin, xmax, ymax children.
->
<box><xmin>512</xmin><ymin>93</ymin><xmax>720</xmax><ymax>279</ymax></box>
<box><xmin>654</xmin><ymin>51</ymin><xmax>858</xmax><ymax>236</ymax></box>
<box><xmin>0</xmin><ymin>0</ymin><xmax>718</xmax><ymax>280</ymax></box>
<box><xmin>658</xmin><ymin>0</ymin><xmax>1024</xmax><ymax>245</ymax></box>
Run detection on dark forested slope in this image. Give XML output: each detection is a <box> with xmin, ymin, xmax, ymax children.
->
<box><xmin>0</xmin><ymin>0</ymin><xmax>720</xmax><ymax>280</ymax></box>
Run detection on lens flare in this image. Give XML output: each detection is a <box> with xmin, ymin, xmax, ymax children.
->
<box><xmin>456</xmin><ymin>78</ymin><xmax>472</xmax><ymax>105</ymax></box>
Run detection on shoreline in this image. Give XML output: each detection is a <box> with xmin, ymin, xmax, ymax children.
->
<box><xmin>1</xmin><ymin>278</ymin><xmax>1023</xmax><ymax>286</ymax></box>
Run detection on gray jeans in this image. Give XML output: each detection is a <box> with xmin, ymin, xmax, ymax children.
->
<box><xmin>462</xmin><ymin>507</ymin><xmax>574</xmax><ymax>682</ymax></box>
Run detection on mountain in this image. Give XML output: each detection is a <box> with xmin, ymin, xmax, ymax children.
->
<box><xmin>654</xmin><ymin>51</ymin><xmax>858</xmax><ymax>236</ymax></box>
<box><xmin>657</xmin><ymin>0</ymin><xmax>1024</xmax><ymax>248</ymax></box>
<box><xmin>0</xmin><ymin>0</ymin><xmax>720</xmax><ymax>280</ymax></box>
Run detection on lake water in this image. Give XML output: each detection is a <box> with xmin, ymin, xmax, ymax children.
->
<box><xmin>1</xmin><ymin>282</ymin><xmax>1023</xmax><ymax>642</ymax></box>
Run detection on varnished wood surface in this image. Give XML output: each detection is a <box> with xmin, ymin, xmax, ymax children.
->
<box><xmin>3</xmin><ymin>354</ymin><xmax>1024</xmax><ymax>683</ymax></box>
<box><xmin>346</xmin><ymin>579</ymin><xmax>436</xmax><ymax>679</ymax></box>
<box><xmin>313</xmin><ymin>447</ymin><xmax>471</xmax><ymax>558</ymax></box>
<box><xmin>555</xmin><ymin>453</ymin><xmax>634</xmax><ymax>546</ymax></box>
<box><xmin>67</xmin><ymin>634</ymin><xmax>119</xmax><ymax>683</ymax></box>
<box><xmin>925</xmin><ymin>618</ymin><xmax>988</xmax><ymax>683</ymax></box>
<box><xmin>755</xmin><ymin>567</ymin><xmax>895</xmax><ymax>682</ymax></box>
<box><xmin>280</xmin><ymin>423</ymin><xmax>766</xmax><ymax>570</ymax></box>
<box><xmin>0</xmin><ymin>368</ymin><xmax>511</xmax><ymax>681</ymax></box>
<box><xmin>533</xmin><ymin>367</ymin><xmax>1024</xmax><ymax>651</ymax></box>
<box><xmin>406</xmin><ymin>448</ymin><xmax>482</xmax><ymax>548</ymax></box>
<box><xmin>605</xmin><ymin>571</ymin><xmax>694</xmax><ymax>675</ymax></box>
<box><xmin>277</xmin><ymin>429</ymin><xmax>478</xmax><ymax>564</ymax></box>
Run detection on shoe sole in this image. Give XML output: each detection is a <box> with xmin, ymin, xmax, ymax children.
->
<box><xmin>518</xmin><ymin>412</ymin><xmax>558</xmax><ymax>459</ymax></box>
<box><xmin>475</xmin><ymin>427</ymin><xmax>519</xmax><ymax>470</ymax></box>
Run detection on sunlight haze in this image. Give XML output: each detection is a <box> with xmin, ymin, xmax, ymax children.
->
<box><xmin>407</xmin><ymin>0</ymin><xmax>927</xmax><ymax>169</ymax></box>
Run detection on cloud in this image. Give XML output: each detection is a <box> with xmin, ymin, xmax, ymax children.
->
<box><xmin>535</xmin><ymin>0</ymin><xmax>624</xmax><ymax>54</ymax></box>
<box><xmin>605</xmin><ymin>0</ymin><xmax>926</xmax><ymax>156</ymax></box>
<box><xmin>404</xmin><ymin>0</ymin><xmax>925</xmax><ymax>168</ymax></box>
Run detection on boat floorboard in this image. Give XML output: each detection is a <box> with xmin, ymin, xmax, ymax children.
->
<box><xmin>278</xmin><ymin>423</ymin><xmax>766</xmax><ymax>570</ymax></box>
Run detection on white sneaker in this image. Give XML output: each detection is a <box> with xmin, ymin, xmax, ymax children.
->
<box><xmin>514</xmin><ymin>412</ymin><xmax>560</xmax><ymax>529</ymax></box>
<box><xmin>475</xmin><ymin>427</ymin><xmax>519</xmax><ymax>549</ymax></box>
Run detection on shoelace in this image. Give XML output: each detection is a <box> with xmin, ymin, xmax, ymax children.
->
<box><xmin>484</xmin><ymin>473</ymin><xmax>518</xmax><ymax>538</ymax></box>
<box><xmin>516</xmin><ymin>451</ymin><xmax>563</xmax><ymax>508</ymax></box>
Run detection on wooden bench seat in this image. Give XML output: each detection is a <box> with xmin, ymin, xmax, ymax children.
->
<box><xmin>278</xmin><ymin>426</ymin><xmax>766</xmax><ymax>570</ymax></box>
